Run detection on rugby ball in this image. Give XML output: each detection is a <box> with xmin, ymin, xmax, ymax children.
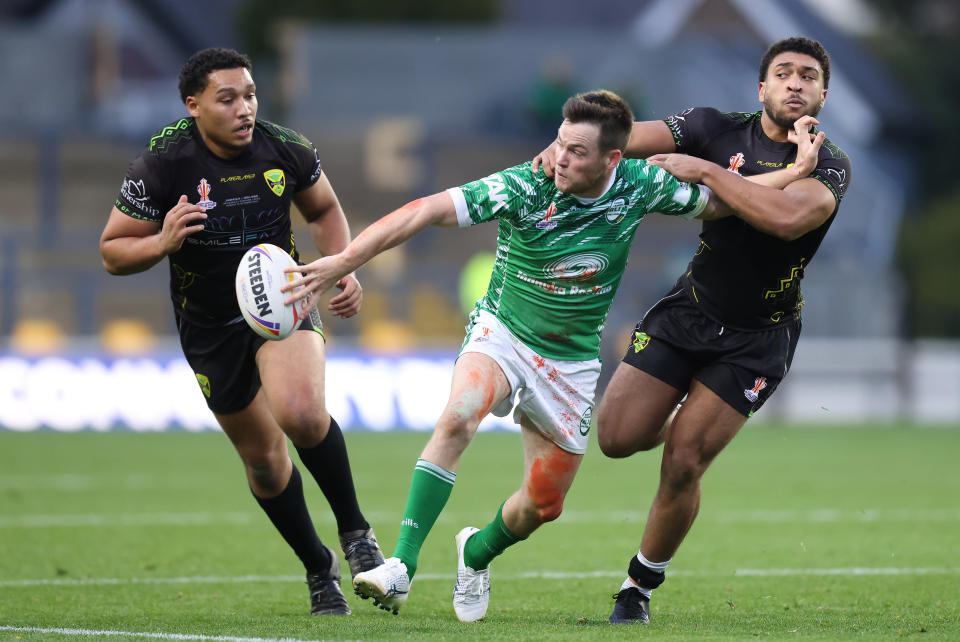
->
<box><xmin>235</xmin><ymin>244</ymin><xmax>308</xmax><ymax>340</ymax></box>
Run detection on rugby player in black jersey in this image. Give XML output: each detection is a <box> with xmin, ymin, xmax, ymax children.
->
<box><xmin>99</xmin><ymin>48</ymin><xmax>383</xmax><ymax>616</ymax></box>
<box><xmin>534</xmin><ymin>37</ymin><xmax>851</xmax><ymax>624</ymax></box>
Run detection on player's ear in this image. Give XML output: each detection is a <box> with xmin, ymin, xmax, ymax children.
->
<box><xmin>606</xmin><ymin>148</ymin><xmax>622</xmax><ymax>170</ymax></box>
<box><xmin>758</xmin><ymin>81</ymin><xmax>766</xmax><ymax>103</ymax></box>
<box><xmin>185</xmin><ymin>95</ymin><xmax>200</xmax><ymax>117</ymax></box>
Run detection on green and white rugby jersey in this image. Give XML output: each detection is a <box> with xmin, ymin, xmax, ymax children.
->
<box><xmin>448</xmin><ymin>160</ymin><xmax>708</xmax><ymax>361</ymax></box>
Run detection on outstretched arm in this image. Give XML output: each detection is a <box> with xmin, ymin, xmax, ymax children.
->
<box><xmin>293</xmin><ymin>174</ymin><xmax>362</xmax><ymax>318</ymax></box>
<box><xmin>283</xmin><ymin>191</ymin><xmax>459</xmax><ymax>305</ymax></box>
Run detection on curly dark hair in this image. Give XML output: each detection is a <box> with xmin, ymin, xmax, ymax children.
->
<box><xmin>178</xmin><ymin>47</ymin><xmax>252</xmax><ymax>103</ymax></box>
<box><xmin>561</xmin><ymin>90</ymin><xmax>634</xmax><ymax>152</ymax></box>
<box><xmin>759</xmin><ymin>37</ymin><xmax>830</xmax><ymax>89</ymax></box>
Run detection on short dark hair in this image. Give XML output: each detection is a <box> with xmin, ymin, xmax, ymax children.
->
<box><xmin>561</xmin><ymin>90</ymin><xmax>634</xmax><ymax>152</ymax></box>
<box><xmin>759</xmin><ymin>37</ymin><xmax>831</xmax><ymax>89</ymax></box>
<box><xmin>178</xmin><ymin>47</ymin><xmax>252</xmax><ymax>103</ymax></box>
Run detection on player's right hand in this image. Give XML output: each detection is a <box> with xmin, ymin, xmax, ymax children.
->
<box><xmin>531</xmin><ymin>140</ymin><xmax>559</xmax><ymax>177</ymax></box>
<box><xmin>158</xmin><ymin>195</ymin><xmax>207</xmax><ymax>255</ymax></box>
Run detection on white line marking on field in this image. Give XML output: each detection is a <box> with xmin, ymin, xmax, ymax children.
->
<box><xmin>0</xmin><ymin>625</ymin><xmax>322</xmax><ymax>642</ymax></box>
<box><xmin>0</xmin><ymin>513</ymin><xmax>255</xmax><ymax>528</ymax></box>
<box><xmin>2</xmin><ymin>567</ymin><xmax>957</xmax><ymax>588</ymax></box>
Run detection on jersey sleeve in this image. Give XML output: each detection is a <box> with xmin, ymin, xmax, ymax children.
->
<box><xmin>663</xmin><ymin>107</ymin><xmax>721</xmax><ymax>154</ymax></box>
<box><xmin>287</xmin><ymin>136</ymin><xmax>322</xmax><ymax>192</ymax></box>
<box><xmin>447</xmin><ymin>162</ymin><xmax>546</xmax><ymax>227</ymax></box>
<box><xmin>115</xmin><ymin>152</ymin><xmax>168</xmax><ymax>223</ymax></box>
<box><xmin>641</xmin><ymin>162</ymin><xmax>709</xmax><ymax>219</ymax></box>
<box><xmin>810</xmin><ymin>139</ymin><xmax>852</xmax><ymax>208</ymax></box>
<box><xmin>258</xmin><ymin>121</ymin><xmax>323</xmax><ymax>192</ymax></box>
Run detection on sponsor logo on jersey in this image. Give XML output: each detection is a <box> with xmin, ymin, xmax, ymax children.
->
<box><xmin>474</xmin><ymin>326</ymin><xmax>492</xmax><ymax>343</ymax></box>
<box><xmin>195</xmin><ymin>373</ymin><xmax>211</xmax><ymax>398</ymax></box>
<box><xmin>825</xmin><ymin>167</ymin><xmax>848</xmax><ymax>192</ymax></box>
<box><xmin>264</xmin><ymin>169</ymin><xmax>286</xmax><ymax>197</ymax></box>
<box><xmin>605</xmin><ymin>197</ymin><xmax>628</xmax><ymax>224</ymax></box>
<box><xmin>482</xmin><ymin>175</ymin><xmax>509</xmax><ymax>213</ymax></box>
<box><xmin>536</xmin><ymin>201</ymin><xmax>558</xmax><ymax>229</ymax></box>
<box><xmin>220</xmin><ymin>173</ymin><xmax>256</xmax><ymax>183</ymax></box>
<box><xmin>196</xmin><ymin>178</ymin><xmax>217</xmax><ymax>209</ymax></box>
<box><xmin>744</xmin><ymin>376</ymin><xmax>768</xmax><ymax>403</ymax></box>
<box><xmin>633</xmin><ymin>331</ymin><xmax>650</xmax><ymax>353</ymax></box>
<box><xmin>120</xmin><ymin>178</ymin><xmax>160</xmax><ymax>217</ymax></box>
<box><xmin>543</xmin><ymin>252</ymin><xmax>609</xmax><ymax>281</ymax></box>
<box><xmin>578</xmin><ymin>406</ymin><xmax>592</xmax><ymax>436</ymax></box>
<box><xmin>727</xmin><ymin>152</ymin><xmax>746</xmax><ymax>175</ymax></box>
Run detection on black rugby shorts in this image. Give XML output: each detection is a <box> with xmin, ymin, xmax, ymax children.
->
<box><xmin>621</xmin><ymin>285</ymin><xmax>800</xmax><ymax>417</ymax></box>
<box><xmin>176</xmin><ymin>309</ymin><xmax>323</xmax><ymax>414</ymax></box>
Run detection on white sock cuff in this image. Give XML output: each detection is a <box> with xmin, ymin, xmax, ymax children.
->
<box><xmin>414</xmin><ymin>458</ymin><xmax>456</xmax><ymax>484</ymax></box>
<box><xmin>637</xmin><ymin>550</ymin><xmax>671</xmax><ymax>572</ymax></box>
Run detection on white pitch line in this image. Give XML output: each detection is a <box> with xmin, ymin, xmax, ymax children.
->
<box><xmin>2</xmin><ymin>567</ymin><xmax>958</xmax><ymax>588</ymax></box>
<box><xmin>0</xmin><ymin>625</ymin><xmax>322</xmax><ymax>642</ymax></box>
<box><xmin>0</xmin><ymin>513</ymin><xmax>256</xmax><ymax>528</ymax></box>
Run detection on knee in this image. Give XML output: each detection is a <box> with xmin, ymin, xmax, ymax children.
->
<box><xmin>273</xmin><ymin>401</ymin><xmax>330</xmax><ymax>447</ymax></box>
<box><xmin>660</xmin><ymin>447</ymin><xmax>706</xmax><ymax>492</ymax></box>
<box><xmin>434</xmin><ymin>406</ymin><xmax>480</xmax><ymax>448</ymax></box>
<box><xmin>596</xmin><ymin>416</ymin><xmax>657</xmax><ymax>458</ymax></box>
<box><xmin>524</xmin><ymin>490</ymin><xmax>565</xmax><ymax>525</ymax></box>
<box><xmin>242</xmin><ymin>448</ymin><xmax>289</xmax><ymax>494</ymax></box>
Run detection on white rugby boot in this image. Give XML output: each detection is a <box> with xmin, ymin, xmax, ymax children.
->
<box><xmin>353</xmin><ymin>556</ymin><xmax>410</xmax><ymax>615</ymax></box>
<box><xmin>452</xmin><ymin>526</ymin><xmax>490</xmax><ymax>622</ymax></box>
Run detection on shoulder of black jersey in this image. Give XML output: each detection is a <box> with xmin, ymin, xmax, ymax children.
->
<box><xmin>716</xmin><ymin>110</ymin><xmax>761</xmax><ymax>127</ymax></box>
<box><xmin>147</xmin><ymin>117</ymin><xmax>195</xmax><ymax>157</ymax></box>
<box><xmin>256</xmin><ymin>120</ymin><xmax>313</xmax><ymax>149</ymax></box>
<box><xmin>817</xmin><ymin>133</ymin><xmax>850</xmax><ymax>162</ymax></box>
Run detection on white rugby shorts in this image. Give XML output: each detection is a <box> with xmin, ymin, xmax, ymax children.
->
<box><xmin>459</xmin><ymin>310</ymin><xmax>599</xmax><ymax>454</ymax></box>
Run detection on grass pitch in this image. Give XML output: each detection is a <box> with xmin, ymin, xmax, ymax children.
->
<box><xmin>1</xmin><ymin>425</ymin><xmax>958</xmax><ymax>640</ymax></box>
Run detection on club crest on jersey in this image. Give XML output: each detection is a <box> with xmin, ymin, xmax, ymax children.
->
<box><xmin>605</xmin><ymin>197</ymin><xmax>628</xmax><ymax>224</ymax></box>
<box><xmin>744</xmin><ymin>376</ymin><xmax>767</xmax><ymax>403</ymax></box>
<box><xmin>195</xmin><ymin>373</ymin><xmax>211</xmax><ymax>398</ymax></box>
<box><xmin>633</xmin><ymin>331</ymin><xmax>650</xmax><ymax>352</ymax></box>
<box><xmin>536</xmin><ymin>201</ymin><xmax>558</xmax><ymax>229</ymax></box>
<box><xmin>727</xmin><ymin>152</ymin><xmax>746</xmax><ymax>175</ymax></box>
<box><xmin>196</xmin><ymin>178</ymin><xmax>217</xmax><ymax>209</ymax></box>
<box><xmin>264</xmin><ymin>169</ymin><xmax>286</xmax><ymax>197</ymax></box>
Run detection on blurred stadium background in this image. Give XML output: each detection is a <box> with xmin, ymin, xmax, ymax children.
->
<box><xmin>0</xmin><ymin>0</ymin><xmax>957</xmax><ymax>432</ymax></box>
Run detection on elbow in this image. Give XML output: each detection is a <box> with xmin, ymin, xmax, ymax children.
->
<box><xmin>771</xmin><ymin>224</ymin><xmax>805</xmax><ymax>242</ymax></box>
<box><xmin>101</xmin><ymin>256</ymin><xmax>123</xmax><ymax>275</ymax></box>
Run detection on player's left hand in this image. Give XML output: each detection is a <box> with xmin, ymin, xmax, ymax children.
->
<box><xmin>646</xmin><ymin>153</ymin><xmax>712</xmax><ymax>183</ymax></box>
<box><xmin>327</xmin><ymin>273</ymin><xmax>362</xmax><ymax>319</ymax></box>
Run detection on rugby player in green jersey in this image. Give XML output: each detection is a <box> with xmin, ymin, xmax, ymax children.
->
<box><xmin>283</xmin><ymin>90</ymin><xmax>726</xmax><ymax>621</ymax></box>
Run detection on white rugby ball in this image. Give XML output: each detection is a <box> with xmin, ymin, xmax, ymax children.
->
<box><xmin>235</xmin><ymin>243</ymin><xmax>308</xmax><ymax>340</ymax></box>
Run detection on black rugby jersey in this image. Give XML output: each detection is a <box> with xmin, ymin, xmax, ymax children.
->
<box><xmin>115</xmin><ymin>118</ymin><xmax>322</xmax><ymax>326</ymax></box>
<box><xmin>664</xmin><ymin>107</ymin><xmax>851</xmax><ymax>329</ymax></box>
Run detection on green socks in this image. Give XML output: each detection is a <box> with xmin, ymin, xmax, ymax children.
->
<box><xmin>463</xmin><ymin>502</ymin><xmax>525</xmax><ymax>571</ymax></box>
<box><xmin>392</xmin><ymin>459</ymin><xmax>455</xmax><ymax>579</ymax></box>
